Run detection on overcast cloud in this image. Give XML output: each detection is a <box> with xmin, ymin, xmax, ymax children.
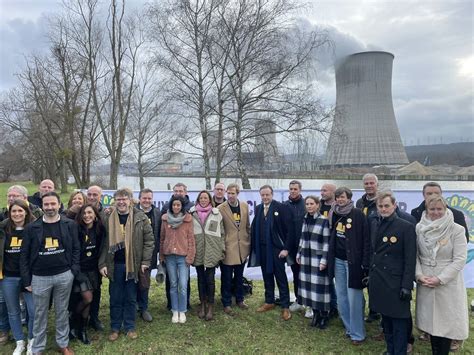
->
<box><xmin>0</xmin><ymin>0</ymin><xmax>472</xmax><ymax>145</ymax></box>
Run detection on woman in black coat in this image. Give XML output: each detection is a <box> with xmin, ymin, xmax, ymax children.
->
<box><xmin>327</xmin><ymin>187</ymin><xmax>370</xmax><ymax>345</ymax></box>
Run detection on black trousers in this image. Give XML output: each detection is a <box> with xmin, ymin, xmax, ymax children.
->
<box><xmin>195</xmin><ymin>266</ymin><xmax>216</xmax><ymax>304</ymax></box>
<box><xmin>260</xmin><ymin>245</ymin><xmax>290</xmax><ymax>309</ymax></box>
<box><xmin>430</xmin><ymin>336</ymin><xmax>451</xmax><ymax>355</ymax></box>
<box><xmin>382</xmin><ymin>315</ymin><xmax>409</xmax><ymax>355</ymax></box>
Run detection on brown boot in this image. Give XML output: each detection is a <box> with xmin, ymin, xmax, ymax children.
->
<box><xmin>205</xmin><ymin>303</ymin><xmax>214</xmax><ymax>321</ymax></box>
<box><xmin>198</xmin><ymin>302</ymin><xmax>206</xmax><ymax>319</ymax></box>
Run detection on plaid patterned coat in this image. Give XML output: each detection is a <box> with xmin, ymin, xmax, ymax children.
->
<box><xmin>297</xmin><ymin>213</ymin><xmax>331</xmax><ymax>311</ymax></box>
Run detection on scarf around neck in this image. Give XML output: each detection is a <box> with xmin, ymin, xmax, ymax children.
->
<box><xmin>328</xmin><ymin>200</ymin><xmax>354</xmax><ymax>229</ymax></box>
<box><xmin>167</xmin><ymin>212</ymin><xmax>185</xmax><ymax>229</ymax></box>
<box><xmin>195</xmin><ymin>203</ymin><xmax>212</xmax><ymax>225</ymax></box>
<box><xmin>108</xmin><ymin>207</ymin><xmax>135</xmax><ymax>281</ymax></box>
<box><xmin>416</xmin><ymin>208</ymin><xmax>456</xmax><ymax>260</ymax></box>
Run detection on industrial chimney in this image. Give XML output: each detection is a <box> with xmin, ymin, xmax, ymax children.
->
<box><xmin>324</xmin><ymin>51</ymin><xmax>409</xmax><ymax>167</ymax></box>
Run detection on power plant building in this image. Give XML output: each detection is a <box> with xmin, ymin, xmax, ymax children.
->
<box><xmin>324</xmin><ymin>51</ymin><xmax>409</xmax><ymax>167</ymax></box>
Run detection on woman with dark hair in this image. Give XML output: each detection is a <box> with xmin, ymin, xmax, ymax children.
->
<box><xmin>190</xmin><ymin>190</ymin><xmax>225</xmax><ymax>321</ymax></box>
<box><xmin>415</xmin><ymin>195</ymin><xmax>468</xmax><ymax>355</ymax></box>
<box><xmin>71</xmin><ymin>204</ymin><xmax>105</xmax><ymax>344</ymax></box>
<box><xmin>0</xmin><ymin>199</ymin><xmax>36</xmax><ymax>354</ymax></box>
<box><xmin>327</xmin><ymin>187</ymin><xmax>370</xmax><ymax>345</ymax></box>
<box><xmin>160</xmin><ymin>196</ymin><xmax>195</xmax><ymax>324</ymax></box>
<box><xmin>297</xmin><ymin>196</ymin><xmax>331</xmax><ymax>329</ymax></box>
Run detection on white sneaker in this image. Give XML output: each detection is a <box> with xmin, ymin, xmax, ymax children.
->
<box><xmin>26</xmin><ymin>338</ymin><xmax>34</xmax><ymax>355</ymax></box>
<box><xmin>171</xmin><ymin>311</ymin><xmax>179</xmax><ymax>323</ymax></box>
<box><xmin>13</xmin><ymin>340</ymin><xmax>25</xmax><ymax>355</ymax></box>
<box><xmin>289</xmin><ymin>302</ymin><xmax>304</xmax><ymax>312</ymax></box>
<box><xmin>304</xmin><ymin>307</ymin><xmax>313</xmax><ymax>318</ymax></box>
<box><xmin>179</xmin><ymin>312</ymin><xmax>186</xmax><ymax>324</ymax></box>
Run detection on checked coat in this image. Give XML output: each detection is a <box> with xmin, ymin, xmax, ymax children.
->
<box><xmin>297</xmin><ymin>212</ymin><xmax>331</xmax><ymax>311</ymax></box>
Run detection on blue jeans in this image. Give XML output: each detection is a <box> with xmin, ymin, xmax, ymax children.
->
<box><xmin>0</xmin><ymin>277</ymin><xmax>35</xmax><ymax>340</ymax></box>
<box><xmin>334</xmin><ymin>258</ymin><xmax>366</xmax><ymax>341</ymax></box>
<box><xmin>0</xmin><ymin>287</ymin><xmax>9</xmax><ymax>333</ymax></box>
<box><xmin>109</xmin><ymin>263</ymin><xmax>137</xmax><ymax>332</ymax></box>
<box><xmin>165</xmin><ymin>255</ymin><xmax>189</xmax><ymax>313</ymax></box>
<box><xmin>221</xmin><ymin>262</ymin><xmax>245</xmax><ymax>307</ymax></box>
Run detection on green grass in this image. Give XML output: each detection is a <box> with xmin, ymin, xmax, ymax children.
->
<box><xmin>0</xmin><ymin>181</ymin><xmax>76</xmax><ymax>208</ymax></box>
<box><xmin>3</xmin><ymin>280</ymin><xmax>473</xmax><ymax>354</ymax></box>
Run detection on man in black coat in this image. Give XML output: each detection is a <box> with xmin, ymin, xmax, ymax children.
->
<box><xmin>411</xmin><ymin>182</ymin><xmax>469</xmax><ymax>242</ymax></box>
<box><xmin>249</xmin><ymin>185</ymin><xmax>294</xmax><ymax>321</ymax></box>
<box><xmin>135</xmin><ymin>188</ymin><xmax>161</xmax><ymax>322</ymax></box>
<box><xmin>283</xmin><ymin>180</ymin><xmax>305</xmax><ymax>313</ymax></box>
<box><xmin>369</xmin><ymin>191</ymin><xmax>416</xmax><ymax>355</ymax></box>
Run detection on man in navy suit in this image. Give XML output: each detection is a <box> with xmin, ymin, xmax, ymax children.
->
<box><xmin>249</xmin><ymin>185</ymin><xmax>294</xmax><ymax>321</ymax></box>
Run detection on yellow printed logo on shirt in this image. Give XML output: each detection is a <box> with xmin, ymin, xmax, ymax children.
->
<box><xmin>45</xmin><ymin>237</ymin><xmax>59</xmax><ymax>249</ymax></box>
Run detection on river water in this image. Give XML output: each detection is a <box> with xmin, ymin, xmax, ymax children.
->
<box><xmin>111</xmin><ymin>175</ymin><xmax>473</xmax><ymax>191</ymax></box>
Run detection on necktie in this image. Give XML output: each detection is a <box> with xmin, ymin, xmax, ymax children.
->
<box><xmin>264</xmin><ymin>205</ymin><xmax>269</xmax><ymax>216</ymax></box>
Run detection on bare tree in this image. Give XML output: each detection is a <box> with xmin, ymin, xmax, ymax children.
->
<box><xmin>126</xmin><ymin>67</ymin><xmax>176</xmax><ymax>190</ymax></box>
<box><xmin>147</xmin><ymin>0</ymin><xmax>224</xmax><ymax>189</ymax></box>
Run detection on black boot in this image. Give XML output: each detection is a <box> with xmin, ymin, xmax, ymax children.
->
<box><xmin>318</xmin><ymin>311</ymin><xmax>329</xmax><ymax>330</ymax></box>
<box><xmin>78</xmin><ymin>317</ymin><xmax>90</xmax><ymax>345</ymax></box>
<box><xmin>311</xmin><ymin>310</ymin><xmax>320</xmax><ymax>327</ymax></box>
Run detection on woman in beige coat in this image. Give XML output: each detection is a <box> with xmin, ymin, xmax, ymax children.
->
<box><xmin>190</xmin><ymin>190</ymin><xmax>225</xmax><ymax>321</ymax></box>
<box><xmin>415</xmin><ymin>195</ymin><xmax>468</xmax><ymax>355</ymax></box>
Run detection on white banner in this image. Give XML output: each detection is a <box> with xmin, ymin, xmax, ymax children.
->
<box><xmin>101</xmin><ymin>189</ymin><xmax>474</xmax><ymax>287</ymax></box>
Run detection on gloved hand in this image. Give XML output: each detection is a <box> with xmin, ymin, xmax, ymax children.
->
<box><xmin>399</xmin><ymin>288</ymin><xmax>412</xmax><ymax>301</ymax></box>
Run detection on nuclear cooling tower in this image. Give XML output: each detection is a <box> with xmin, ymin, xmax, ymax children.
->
<box><xmin>324</xmin><ymin>51</ymin><xmax>408</xmax><ymax>167</ymax></box>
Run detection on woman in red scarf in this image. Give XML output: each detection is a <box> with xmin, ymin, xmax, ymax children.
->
<box><xmin>190</xmin><ymin>191</ymin><xmax>225</xmax><ymax>320</ymax></box>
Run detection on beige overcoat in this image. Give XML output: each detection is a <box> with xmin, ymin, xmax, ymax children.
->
<box><xmin>415</xmin><ymin>222</ymin><xmax>468</xmax><ymax>340</ymax></box>
<box><xmin>218</xmin><ymin>200</ymin><xmax>251</xmax><ymax>265</ymax></box>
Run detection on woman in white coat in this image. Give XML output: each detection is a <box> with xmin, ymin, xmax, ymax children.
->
<box><xmin>415</xmin><ymin>195</ymin><xmax>468</xmax><ymax>355</ymax></box>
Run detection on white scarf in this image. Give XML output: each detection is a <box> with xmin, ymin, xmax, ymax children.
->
<box><xmin>416</xmin><ymin>208</ymin><xmax>456</xmax><ymax>260</ymax></box>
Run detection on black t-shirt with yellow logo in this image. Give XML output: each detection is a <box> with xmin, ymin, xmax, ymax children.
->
<box><xmin>114</xmin><ymin>213</ymin><xmax>129</xmax><ymax>264</ymax></box>
<box><xmin>333</xmin><ymin>215</ymin><xmax>347</xmax><ymax>260</ymax></box>
<box><xmin>4</xmin><ymin>229</ymin><xmax>24</xmax><ymax>277</ymax></box>
<box><xmin>33</xmin><ymin>221</ymin><xmax>69</xmax><ymax>276</ymax></box>
<box><xmin>319</xmin><ymin>203</ymin><xmax>331</xmax><ymax>218</ymax></box>
<box><xmin>230</xmin><ymin>204</ymin><xmax>241</xmax><ymax>228</ymax></box>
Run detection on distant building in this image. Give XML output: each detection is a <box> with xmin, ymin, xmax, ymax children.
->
<box><xmin>254</xmin><ymin>119</ymin><xmax>279</xmax><ymax>164</ymax></box>
<box><xmin>324</xmin><ymin>51</ymin><xmax>409</xmax><ymax>167</ymax></box>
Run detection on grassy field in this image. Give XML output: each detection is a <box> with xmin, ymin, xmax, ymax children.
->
<box><xmin>0</xmin><ymin>181</ymin><xmax>76</xmax><ymax>208</ymax></box>
<box><xmin>2</xmin><ymin>279</ymin><xmax>473</xmax><ymax>354</ymax></box>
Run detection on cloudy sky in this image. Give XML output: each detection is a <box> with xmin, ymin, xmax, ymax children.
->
<box><xmin>1</xmin><ymin>0</ymin><xmax>472</xmax><ymax>146</ymax></box>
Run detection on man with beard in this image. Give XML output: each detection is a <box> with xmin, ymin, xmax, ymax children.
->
<box><xmin>20</xmin><ymin>192</ymin><xmax>80</xmax><ymax>355</ymax></box>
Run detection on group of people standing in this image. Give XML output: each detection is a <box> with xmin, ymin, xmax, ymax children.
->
<box><xmin>0</xmin><ymin>176</ymin><xmax>470</xmax><ymax>355</ymax></box>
